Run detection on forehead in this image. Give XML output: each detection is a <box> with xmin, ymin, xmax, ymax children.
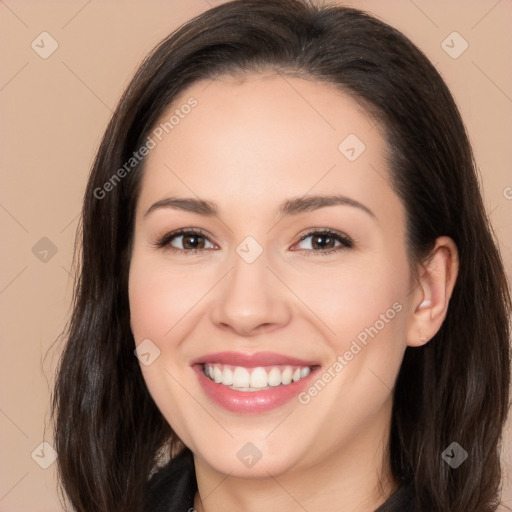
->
<box><xmin>137</xmin><ymin>72</ymin><xmax>402</xmax><ymax>226</ymax></box>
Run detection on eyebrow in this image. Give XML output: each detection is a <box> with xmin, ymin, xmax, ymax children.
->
<box><xmin>144</xmin><ymin>194</ymin><xmax>375</xmax><ymax>219</ymax></box>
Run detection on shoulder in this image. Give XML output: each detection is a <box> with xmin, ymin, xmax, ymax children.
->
<box><xmin>143</xmin><ymin>448</ymin><xmax>197</xmax><ymax>512</ymax></box>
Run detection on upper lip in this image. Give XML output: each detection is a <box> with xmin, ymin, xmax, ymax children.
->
<box><xmin>190</xmin><ymin>351</ymin><xmax>318</xmax><ymax>368</ymax></box>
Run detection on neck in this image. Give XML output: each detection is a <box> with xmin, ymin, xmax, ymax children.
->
<box><xmin>193</xmin><ymin>401</ymin><xmax>397</xmax><ymax>512</ymax></box>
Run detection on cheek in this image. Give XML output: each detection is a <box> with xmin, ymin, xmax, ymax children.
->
<box><xmin>298</xmin><ymin>264</ymin><xmax>408</xmax><ymax>438</ymax></box>
<box><xmin>128</xmin><ymin>256</ymin><xmax>200</xmax><ymax>442</ymax></box>
<box><xmin>292</xmin><ymin>256</ymin><xmax>408</xmax><ymax>352</ymax></box>
<box><xmin>128</xmin><ymin>256</ymin><xmax>207</xmax><ymax>344</ymax></box>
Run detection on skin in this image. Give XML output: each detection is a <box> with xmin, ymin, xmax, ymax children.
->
<box><xmin>128</xmin><ymin>72</ymin><xmax>459</xmax><ymax>512</ymax></box>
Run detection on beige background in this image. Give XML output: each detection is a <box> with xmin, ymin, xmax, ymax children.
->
<box><xmin>0</xmin><ymin>1</ymin><xmax>511</xmax><ymax>510</ymax></box>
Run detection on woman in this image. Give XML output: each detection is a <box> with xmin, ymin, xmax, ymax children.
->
<box><xmin>52</xmin><ymin>1</ymin><xmax>511</xmax><ymax>511</ymax></box>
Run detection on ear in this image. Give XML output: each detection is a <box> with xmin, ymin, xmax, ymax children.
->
<box><xmin>406</xmin><ymin>236</ymin><xmax>459</xmax><ymax>347</ymax></box>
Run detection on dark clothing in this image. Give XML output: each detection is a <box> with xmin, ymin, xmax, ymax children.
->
<box><xmin>144</xmin><ymin>448</ymin><xmax>197</xmax><ymax>512</ymax></box>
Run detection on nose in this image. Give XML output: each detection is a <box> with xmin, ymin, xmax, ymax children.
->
<box><xmin>209</xmin><ymin>249</ymin><xmax>293</xmax><ymax>338</ymax></box>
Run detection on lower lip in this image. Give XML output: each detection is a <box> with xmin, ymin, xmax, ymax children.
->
<box><xmin>193</xmin><ymin>365</ymin><xmax>318</xmax><ymax>414</ymax></box>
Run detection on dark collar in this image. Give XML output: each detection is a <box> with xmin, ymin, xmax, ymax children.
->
<box><xmin>143</xmin><ymin>448</ymin><xmax>197</xmax><ymax>512</ymax></box>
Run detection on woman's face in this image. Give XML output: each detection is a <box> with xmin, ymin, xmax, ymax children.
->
<box><xmin>129</xmin><ymin>73</ymin><xmax>416</xmax><ymax>479</ymax></box>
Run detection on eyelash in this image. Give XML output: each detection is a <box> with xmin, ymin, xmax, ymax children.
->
<box><xmin>153</xmin><ymin>228</ymin><xmax>354</xmax><ymax>256</ymax></box>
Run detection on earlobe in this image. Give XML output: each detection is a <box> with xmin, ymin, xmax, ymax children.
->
<box><xmin>407</xmin><ymin>236</ymin><xmax>459</xmax><ymax>347</ymax></box>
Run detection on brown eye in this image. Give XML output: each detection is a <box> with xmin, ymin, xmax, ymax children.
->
<box><xmin>310</xmin><ymin>233</ymin><xmax>337</xmax><ymax>250</ymax></box>
<box><xmin>155</xmin><ymin>229</ymin><xmax>216</xmax><ymax>253</ymax></box>
<box><xmin>294</xmin><ymin>229</ymin><xmax>353</xmax><ymax>255</ymax></box>
<box><xmin>179</xmin><ymin>233</ymin><xmax>206</xmax><ymax>250</ymax></box>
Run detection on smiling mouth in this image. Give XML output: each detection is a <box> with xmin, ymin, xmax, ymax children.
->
<box><xmin>203</xmin><ymin>363</ymin><xmax>313</xmax><ymax>392</ymax></box>
<box><xmin>191</xmin><ymin>351</ymin><xmax>320</xmax><ymax>413</ymax></box>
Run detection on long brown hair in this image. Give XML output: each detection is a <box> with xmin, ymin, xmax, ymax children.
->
<box><xmin>52</xmin><ymin>1</ymin><xmax>511</xmax><ymax>510</ymax></box>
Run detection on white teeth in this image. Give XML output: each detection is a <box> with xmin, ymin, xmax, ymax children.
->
<box><xmin>250</xmin><ymin>367</ymin><xmax>268</xmax><ymax>388</ymax></box>
<box><xmin>203</xmin><ymin>363</ymin><xmax>313</xmax><ymax>391</ymax></box>
<box><xmin>267</xmin><ymin>368</ymin><xmax>282</xmax><ymax>386</ymax></box>
<box><xmin>232</xmin><ymin>367</ymin><xmax>250</xmax><ymax>388</ymax></box>
<box><xmin>281</xmin><ymin>367</ymin><xmax>293</xmax><ymax>385</ymax></box>
<box><xmin>213</xmin><ymin>366</ymin><xmax>223</xmax><ymax>383</ymax></box>
<box><xmin>222</xmin><ymin>367</ymin><xmax>233</xmax><ymax>386</ymax></box>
